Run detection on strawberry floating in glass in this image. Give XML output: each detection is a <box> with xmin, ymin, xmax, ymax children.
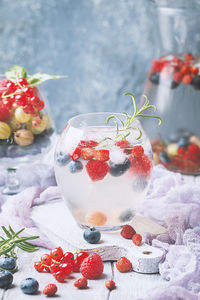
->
<box><xmin>140</xmin><ymin>1</ymin><xmax>200</xmax><ymax>175</ymax></box>
<box><xmin>0</xmin><ymin>65</ymin><xmax>66</xmax><ymax>195</ymax></box>
<box><xmin>54</xmin><ymin>93</ymin><xmax>161</xmax><ymax>230</ymax></box>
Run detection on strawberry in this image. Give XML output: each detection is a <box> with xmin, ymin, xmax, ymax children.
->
<box><xmin>115</xmin><ymin>140</ymin><xmax>130</xmax><ymax>149</ymax></box>
<box><xmin>70</xmin><ymin>146</ymin><xmax>81</xmax><ymax>161</ymax></box>
<box><xmin>81</xmin><ymin>148</ymin><xmax>94</xmax><ymax>160</ymax></box>
<box><xmin>129</xmin><ymin>154</ymin><xmax>152</xmax><ymax>175</ymax></box>
<box><xmin>74</xmin><ymin>277</ymin><xmax>88</xmax><ymax>289</ymax></box>
<box><xmin>43</xmin><ymin>284</ymin><xmax>57</xmax><ymax>296</ymax></box>
<box><xmin>79</xmin><ymin>140</ymin><xmax>98</xmax><ymax>148</ymax></box>
<box><xmin>132</xmin><ymin>233</ymin><xmax>142</xmax><ymax>246</ymax></box>
<box><xmin>132</xmin><ymin>145</ymin><xmax>144</xmax><ymax>157</ymax></box>
<box><xmin>80</xmin><ymin>253</ymin><xmax>104</xmax><ymax>279</ymax></box>
<box><xmin>94</xmin><ymin>149</ymin><xmax>109</xmax><ymax>161</ymax></box>
<box><xmin>116</xmin><ymin>257</ymin><xmax>132</xmax><ymax>273</ymax></box>
<box><xmin>105</xmin><ymin>280</ymin><xmax>115</xmax><ymax>290</ymax></box>
<box><xmin>86</xmin><ymin>160</ymin><xmax>110</xmax><ymax>181</ymax></box>
<box><xmin>120</xmin><ymin>225</ymin><xmax>136</xmax><ymax>239</ymax></box>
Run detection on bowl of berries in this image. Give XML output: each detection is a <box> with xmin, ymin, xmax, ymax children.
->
<box><xmin>0</xmin><ymin>65</ymin><xmax>65</xmax><ymax>194</ymax></box>
<box><xmin>54</xmin><ymin>93</ymin><xmax>161</xmax><ymax>231</ymax></box>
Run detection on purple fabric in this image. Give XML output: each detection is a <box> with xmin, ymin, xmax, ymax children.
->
<box><xmin>0</xmin><ymin>163</ymin><xmax>199</xmax><ymax>299</ymax></box>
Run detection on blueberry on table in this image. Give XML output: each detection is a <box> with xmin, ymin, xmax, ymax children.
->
<box><xmin>0</xmin><ymin>270</ymin><xmax>13</xmax><ymax>289</ymax></box>
<box><xmin>0</xmin><ymin>257</ymin><xmax>16</xmax><ymax>271</ymax></box>
<box><xmin>109</xmin><ymin>158</ymin><xmax>130</xmax><ymax>177</ymax></box>
<box><xmin>83</xmin><ymin>227</ymin><xmax>101</xmax><ymax>244</ymax></box>
<box><xmin>149</xmin><ymin>72</ymin><xmax>160</xmax><ymax>85</ymax></box>
<box><xmin>158</xmin><ymin>151</ymin><xmax>170</xmax><ymax>164</ymax></box>
<box><xmin>177</xmin><ymin>137</ymin><xmax>190</xmax><ymax>149</ymax></box>
<box><xmin>69</xmin><ymin>160</ymin><xmax>83</xmax><ymax>173</ymax></box>
<box><xmin>56</xmin><ymin>152</ymin><xmax>71</xmax><ymax>166</ymax></box>
<box><xmin>20</xmin><ymin>278</ymin><xmax>39</xmax><ymax>294</ymax></box>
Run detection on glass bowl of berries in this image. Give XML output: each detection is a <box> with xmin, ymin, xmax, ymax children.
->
<box><xmin>54</xmin><ymin>93</ymin><xmax>161</xmax><ymax>231</ymax></box>
<box><xmin>0</xmin><ymin>65</ymin><xmax>65</xmax><ymax>194</ymax></box>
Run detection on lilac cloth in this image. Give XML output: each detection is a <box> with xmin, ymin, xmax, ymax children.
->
<box><xmin>0</xmin><ymin>164</ymin><xmax>199</xmax><ymax>299</ymax></box>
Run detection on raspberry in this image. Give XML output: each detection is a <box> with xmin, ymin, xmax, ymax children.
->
<box><xmin>129</xmin><ymin>154</ymin><xmax>152</xmax><ymax>175</ymax></box>
<box><xmin>115</xmin><ymin>140</ymin><xmax>130</xmax><ymax>149</ymax></box>
<box><xmin>0</xmin><ymin>102</ymin><xmax>10</xmax><ymax>122</ymax></box>
<box><xmin>182</xmin><ymin>74</ymin><xmax>193</xmax><ymax>84</ymax></box>
<box><xmin>43</xmin><ymin>284</ymin><xmax>57</xmax><ymax>296</ymax></box>
<box><xmin>132</xmin><ymin>233</ymin><xmax>142</xmax><ymax>246</ymax></box>
<box><xmin>132</xmin><ymin>145</ymin><xmax>144</xmax><ymax>157</ymax></box>
<box><xmin>188</xmin><ymin>143</ymin><xmax>200</xmax><ymax>155</ymax></box>
<box><xmin>191</xmin><ymin>66</ymin><xmax>199</xmax><ymax>75</ymax></box>
<box><xmin>81</xmin><ymin>148</ymin><xmax>94</xmax><ymax>160</ymax></box>
<box><xmin>173</xmin><ymin>72</ymin><xmax>183</xmax><ymax>83</ymax></box>
<box><xmin>86</xmin><ymin>160</ymin><xmax>110</xmax><ymax>181</ymax></box>
<box><xmin>116</xmin><ymin>257</ymin><xmax>132</xmax><ymax>273</ymax></box>
<box><xmin>178</xmin><ymin>147</ymin><xmax>186</xmax><ymax>155</ymax></box>
<box><xmin>80</xmin><ymin>253</ymin><xmax>104</xmax><ymax>279</ymax></box>
<box><xmin>79</xmin><ymin>140</ymin><xmax>98</xmax><ymax>148</ymax></box>
<box><xmin>105</xmin><ymin>280</ymin><xmax>115</xmax><ymax>290</ymax></box>
<box><xmin>74</xmin><ymin>277</ymin><xmax>88</xmax><ymax>289</ymax></box>
<box><xmin>180</xmin><ymin>65</ymin><xmax>191</xmax><ymax>75</ymax></box>
<box><xmin>94</xmin><ymin>149</ymin><xmax>109</xmax><ymax>161</ymax></box>
<box><xmin>70</xmin><ymin>147</ymin><xmax>81</xmax><ymax>161</ymax></box>
<box><xmin>120</xmin><ymin>225</ymin><xmax>136</xmax><ymax>239</ymax></box>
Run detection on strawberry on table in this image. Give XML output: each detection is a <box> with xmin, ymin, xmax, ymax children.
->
<box><xmin>116</xmin><ymin>257</ymin><xmax>132</xmax><ymax>273</ymax></box>
<box><xmin>86</xmin><ymin>160</ymin><xmax>110</xmax><ymax>181</ymax></box>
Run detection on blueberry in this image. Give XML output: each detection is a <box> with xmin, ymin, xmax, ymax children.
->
<box><xmin>119</xmin><ymin>209</ymin><xmax>134</xmax><ymax>222</ymax></box>
<box><xmin>158</xmin><ymin>151</ymin><xmax>170</xmax><ymax>164</ymax></box>
<box><xmin>149</xmin><ymin>72</ymin><xmax>160</xmax><ymax>85</ymax></box>
<box><xmin>20</xmin><ymin>278</ymin><xmax>39</xmax><ymax>295</ymax></box>
<box><xmin>0</xmin><ymin>257</ymin><xmax>16</xmax><ymax>271</ymax></box>
<box><xmin>132</xmin><ymin>176</ymin><xmax>148</xmax><ymax>191</ymax></box>
<box><xmin>109</xmin><ymin>158</ymin><xmax>130</xmax><ymax>177</ymax></box>
<box><xmin>0</xmin><ymin>270</ymin><xmax>13</xmax><ymax>289</ymax></box>
<box><xmin>83</xmin><ymin>227</ymin><xmax>101</xmax><ymax>244</ymax></box>
<box><xmin>69</xmin><ymin>160</ymin><xmax>83</xmax><ymax>173</ymax></box>
<box><xmin>56</xmin><ymin>151</ymin><xmax>71</xmax><ymax>166</ymax></box>
<box><xmin>177</xmin><ymin>137</ymin><xmax>190</xmax><ymax>149</ymax></box>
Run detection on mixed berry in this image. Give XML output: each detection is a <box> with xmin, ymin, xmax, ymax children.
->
<box><xmin>149</xmin><ymin>53</ymin><xmax>200</xmax><ymax>90</ymax></box>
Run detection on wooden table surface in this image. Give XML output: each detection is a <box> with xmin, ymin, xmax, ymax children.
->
<box><xmin>1</xmin><ymin>174</ymin><xmax>199</xmax><ymax>299</ymax></box>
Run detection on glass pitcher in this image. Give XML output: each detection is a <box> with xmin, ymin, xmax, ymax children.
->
<box><xmin>140</xmin><ymin>0</ymin><xmax>200</xmax><ymax>175</ymax></box>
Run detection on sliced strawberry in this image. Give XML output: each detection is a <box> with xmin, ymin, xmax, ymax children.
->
<box><xmin>79</xmin><ymin>140</ymin><xmax>98</xmax><ymax>148</ymax></box>
<box><xmin>94</xmin><ymin>150</ymin><xmax>109</xmax><ymax>161</ymax></box>
<box><xmin>86</xmin><ymin>160</ymin><xmax>110</xmax><ymax>181</ymax></box>
<box><xmin>81</xmin><ymin>148</ymin><xmax>94</xmax><ymax>160</ymax></box>
<box><xmin>115</xmin><ymin>140</ymin><xmax>130</xmax><ymax>149</ymax></box>
<box><xmin>70</xmin><ymin>147</ymin><xmax>81</xmax><ymax>161</ymax></box>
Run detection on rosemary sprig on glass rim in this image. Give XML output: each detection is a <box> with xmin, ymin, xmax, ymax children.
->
<box><xmin>0</xmin><ymin>225</ymin><xmax>39</xmax><ymax>258</ymax></box>
<box><xmin>101</xmin><ymin>92</ymin><xmax>161</xmax><ymax>144</ymax></box>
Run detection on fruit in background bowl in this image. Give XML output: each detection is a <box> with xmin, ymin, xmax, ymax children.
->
<box><xmin>54</xmin><ymin>93</ymin><xmax>161</xmax><ymax>230</ymax></box>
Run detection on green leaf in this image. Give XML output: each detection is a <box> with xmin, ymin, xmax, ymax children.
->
<box><xmin>5</xmin><ymin>65</ymin><xmax>28</xmax><ymax>81</ymax></box>
<box><xmin>27</xmin><ymin>73</ymin><xmax>67</xmax><ymax>86</ymax></box>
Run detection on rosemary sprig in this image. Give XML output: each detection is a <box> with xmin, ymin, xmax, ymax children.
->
<box><xmin>0</xmin><ymin>226</ymin><xmax>39</xmax><ymax>258</ymax></box>
<box><xmin>106</xmin><ymin>92</ymin><xmax>161</xmax><ymax>142</ymax></box>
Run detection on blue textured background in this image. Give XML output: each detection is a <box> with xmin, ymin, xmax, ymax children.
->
<box><xmin>0</xmin><ymin>0</ymin><xmax>155</xmax><ymax>132</ymax></box>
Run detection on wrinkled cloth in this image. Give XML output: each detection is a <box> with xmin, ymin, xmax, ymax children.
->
<box><xmin>0</xmin><ymin>164</ymin><xmax>199</xmax><ymax>299</ymax></box>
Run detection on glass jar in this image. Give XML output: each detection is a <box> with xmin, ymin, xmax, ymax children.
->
<box><xmin>54</xmin><ymin>112</ymin><xmax>152</xmax><ymax>231</ymax></box>
<box><xmin>140</xmin><ymin>0</ymin><xmax>200</xmax><ymax>175</ymax></box>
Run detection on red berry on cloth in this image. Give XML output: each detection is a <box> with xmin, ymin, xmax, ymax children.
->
<box><xmin>50</xmin><ymin>247</ymin><xmax>64</xmax><ymax>262</ymax></box>
<box><xmin>105</xmin><ymin>280</ymin><xmax>115</xmax><ymax>290</ymax></box>
<box><xmin>94</xmin><ymin>149</ymin><xmax>110</xmax><ymax>161</ymax></box>
<box><xmin>74</xmin><ymin>277</ymin><xmax>88</xmax><ymax>289</ymax></box>
<box><xmin>116</xmin><ymin>257</ymin><xmax>132</xmax><ymax>273</ymax></box>
<box><xmin>0</xmin><ymin>102</ymin><xmax>10</xmax><ymax>122</ymax></box>
<box><xmin>132</xmin><ymin>233</ymin><xmax>142</xmax><ymax>246</ymax></box>
<box><xmin>132</xmin><ymin>145</ymin><xmax>144</xmax><ymax>157</ymax></box>
<box><xmin>86</xmin><ymin>160</ymin><xmax>110</xmax><ymax>181</ymax></box>
<box><xmin>120</xmin><ymin>224</ymin><xmax>136</xmax><ymax>239</ymax></box>
<box><xmin>43</xmin><ymin>284</ymin><xmax>57</xmax><ymax>296</ymax></box>
<box><xmin>80</xmin><ymin>253</ymin><xmax>104</xmax><ymax>279</ymax></box>
<box><xmin>81</xmin><ymin>148</ymin><xmax>94</xmax><ymax>160</ymax></box>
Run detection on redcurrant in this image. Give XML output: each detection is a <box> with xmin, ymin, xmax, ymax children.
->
<box><xmin>44</xmin><ymin>265</ymin><xmax>51</xmax><ymax>273</ymax></box>
<box><xmin>50</xmin><ymin>262</ymin><xmax>60</xmax><ymax>274</ymax></box>
<box><xmin>35</xmin><ymin>99</ymin><xmax>45</xmax><ymax>111</ymax></box>
<box><xmin>50</xmin><ymin>247</ymin><xmax>64</xmax><ymax>262</ymax></box>
<box><xmin>34</xmin><ymin>262</ymin><xmax>44</xmax><ymax>273</ymax></box>
<box><xmin>59</xmin><ymin>263</ymin><xmax>73</xmax><ymax>275</ymax></box>
<box><xmin>2</xmin><ymin>99</ymin><xmax>12</xmax><ymax>109</ymax></box>
<box><xmin>23</xmin><ymin>104</ymin><xmax>35</xmax><ymax>114</ymax></box>
<box><xmin>18</xmin><ymin>77</ymin><xmax>28</xmax><ymax>87</ymax></box>
<box><xmin>23</xmin><ymin>86</ymin><xmax>34</xmax><ymax>97</ymax></box>
<box><xmin>15</xmin><ymin>94</ymin><xmax>28</xmax><ymax>106</ymax></box>
<box><xmin>41</xmin><ymin>254</ymin><xmax>52</xmax><ymax>266</ymax></box>
<box><xmin>6</xmin><ymin>81</ymin><xmax>17</xmax><ymax>93</ymax></box>
<box><xmin>54</xmin><ymin>271</ymin><xmax>66</xmax><ymax>282</ymax></box>
<box><xmin>61</xmin><ymin>252</ymin><xmax>74</xmax><ymax>265</ymax></box>
<box><xmin>76</xmin><ymin>252</ymin><xmax>89</xmax><ymax>265</ymax></box>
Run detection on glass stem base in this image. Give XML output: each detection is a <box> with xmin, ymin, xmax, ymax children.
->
<box><xmin>2</xmin><ymin>168</ymin><xmax>20</xmax><ymax>195</ymax></box>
